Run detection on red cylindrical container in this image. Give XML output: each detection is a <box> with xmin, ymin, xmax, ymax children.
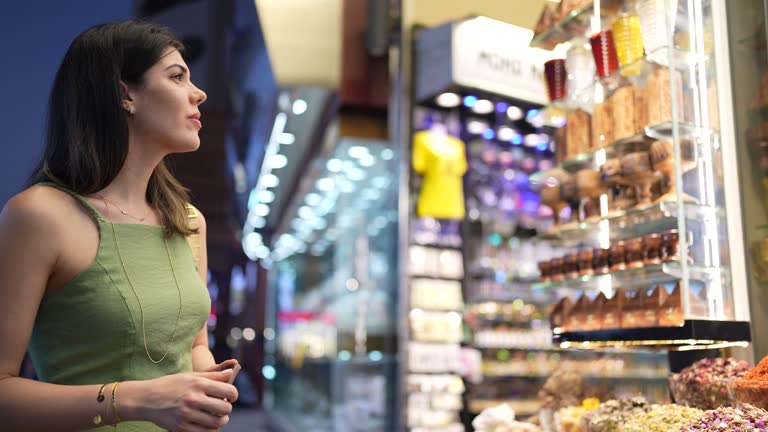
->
<box><xmin>544</xmin><ymin>58</ymin><xmax>568</xmax><ymax>101</ymax></box>
<box><xmin>590</xmin><ymin>30</ymin><xmax>620</xmax><ymax>78</ymax></box>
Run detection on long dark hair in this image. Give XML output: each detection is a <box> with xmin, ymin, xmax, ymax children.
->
<box><xmin>28</xmin><ymin>20</ymin><xmax>196</xmax><ymax>237</ymax></box>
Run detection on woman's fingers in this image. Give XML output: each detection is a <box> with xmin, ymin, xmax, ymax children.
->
<box><xmin>189</xmin><ymin>394</ymin><xmax>233</xmax><ymax>417</ymax></box>
<box><xmin>198</xmin><ymin>379</ymin><xmax>238</xmax><ymax>402</ymax></box>
<box><xmin>182</xmin><ymin>406</ymin><xmax>230</xmax><ymax>429</ymax></box>
<box><xmin>208</xmin><ymin>359</ymin><xmax>239</xmax><ymax>372</ymax></box>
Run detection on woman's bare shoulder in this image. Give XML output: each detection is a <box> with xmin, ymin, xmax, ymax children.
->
<box><xmin>1</xmin><ymin>185</ymin><xmax>77</xmax><ymax>232</ymax></box>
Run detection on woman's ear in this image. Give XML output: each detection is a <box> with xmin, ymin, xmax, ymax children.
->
<box><xmin>119</xmin><ymin>80</ymin><xmax>136</xmax><ymax>114</ymax></box>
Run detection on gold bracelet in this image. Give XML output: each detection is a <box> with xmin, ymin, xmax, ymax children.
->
<box><xmin>93</xmin><ymin>383</ymin><xmax>109</xmax><ymax>425</ymax></box>
<box><xmin>110</xmin><ymin>382</ymin><xmax>122</xmax><ymax>424</ymax></box>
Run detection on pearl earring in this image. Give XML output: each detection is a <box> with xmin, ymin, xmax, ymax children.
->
<box><xmin>128</xmin><ymin>106</ymin><xmax>135</xmax><ymax>115</ymax></box>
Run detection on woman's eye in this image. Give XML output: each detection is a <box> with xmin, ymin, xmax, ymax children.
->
<box><xmin>172</xmin><ymin>74</ymin><xmax>184</xmax><ymax>81</ymax></box>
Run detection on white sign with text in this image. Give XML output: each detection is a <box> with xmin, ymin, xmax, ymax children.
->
<box><xmin>452</xmin><ymin>17</ymin><xmax>555</xmax><ymax>105</ymax></box>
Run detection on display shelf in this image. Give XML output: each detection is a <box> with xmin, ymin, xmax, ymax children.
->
<box><xmin>533</xmin><ymin>46</ymin><xmax>710</xmax><ymax>127</ymax></box>
<box><xmin>473</xmin><ymin>345</ymin><xmax>664</xmax><ymax>355</ymax></box>
<box><xmin>410</xmin><ymin>241</ymin><xmax>463</xmax><ymax>251</ymax></box>
<box><xmin>531</xmin><ymin>262</ymin><xmax>727</xmax><ymax>292</ymax></box>
<box><xmin>536</xmin><ymin>201</ymin><xmax>724</xmax><ymax>245</ymax></box>
<box><xmin>530</xmin><ymin>0</ymin><xmax>623</xmax><ymax>50</ymax></box>
<box><xmin>555</xmin><ymin>319</ymin><xmax>752</xmax><ymax>349</ymax></box>
<box><xmin>408</xmin><ymin>274</ymin><xmax>464</xmax><ymax>282</ymax></box>
<box><xmin>467</xmin><ymin>268</ymin><xmax>538</xmax><ymax>284</ymax></box>
<box><xmin>465</xmin><ymin>291</ymin><xmax>558</xmax><ymax>305</ymax></box>
<box><xmin>644</xmin><ymin>121</ymin><xmax>720</xmax><ymax>142</ymax></box>
<box><xmin>531</xmin><ymin>123</ymin><xmax>718</xmax><ymax>185</ymax></box>
<box><xmin>480</xmin><ymin>371</ymin><xmax>667</xmax><ymax>380</ymax></box>
<box><xmin>467</xmin><ymin>398</ymin><xmax>541</xmax><ymax>415</ymax></box>
<box><xmin>470</xmin><ymin>320</ymin><xmax>546</xmax><ymax>331</ymax></box>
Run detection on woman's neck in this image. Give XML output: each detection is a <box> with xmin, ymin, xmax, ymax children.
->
<box><xmin>98</xmin><ymin>143</ymin><xmax>164</xmax><ymax>209</ymax></box>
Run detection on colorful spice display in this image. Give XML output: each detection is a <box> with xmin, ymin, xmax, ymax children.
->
<box><xmin>539</xmin><ymin>369</ymin><xmax>585</xmax><ymax>410</ymax></box>
<box><xmin>556</xmin><ymin>398</ymin><xmax>601</xmax><ymax>432</ymax></box>
<box><xmin>581</xmin><ymin>397</ymin><xmax>649</xmax><ymax>432</ymax></box>
<box><xmin>678</xmin><ymin>404</ymin><xmax>768</xmax><ymax>432</ymax></box>
<box><xmin>731</xmin><ymin>355</ymin><xmax>768</xmax><ymax>410</ymax></box>
<box><xmin>619</xmin><ymin>404</ymin><xmax>703</xmax><ymax>432</ymax></box>
<box><xmin>669</xmin><ymin>357</ymin><xmax>750</xmax><ymax>409</ymax></box>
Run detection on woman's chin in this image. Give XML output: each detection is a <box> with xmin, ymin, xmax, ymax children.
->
<box><xmin>171</xmin><ymin>139</ymin><xmax>201</xmax><ymax>153</ymax></box>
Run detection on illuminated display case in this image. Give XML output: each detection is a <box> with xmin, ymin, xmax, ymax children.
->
<box><xmin>262</xmin><ymin>136</ymin><xmax>399</xmax><ymax>432</ymax></box>
<box><xmin>528</xmin><ymin>0</ymin><xmax>751</xmax><ymax>350</ymax></box>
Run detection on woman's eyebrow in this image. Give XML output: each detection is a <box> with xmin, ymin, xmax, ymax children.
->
<box><xmin>164</xmin><ymin>64</ymin><xmax>188</xmax><ymax>74</ymax></box>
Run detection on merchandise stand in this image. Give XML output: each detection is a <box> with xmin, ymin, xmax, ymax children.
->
<box><xmin>393</xmin><ymin>1</ymin><xmax>757</xmax><ymax>431</ymax></box>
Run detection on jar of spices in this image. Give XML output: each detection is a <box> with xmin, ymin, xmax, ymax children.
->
<box><xmin>579</xmin><ymin>248</ymin><xmax>595</xmax><ymax>276</ymax></box>
<box><xmin>610</xmin><ymin>241</ymin><xmax>627</xmax><ymax>271</ymax></box>
<box><xmin>594</xmin><ymin>247</ymin><xmax>610</xmax><ymax>274</ymax></box>
<box><xmin>644</xmin><ymin>234</ymin><xmax>663</xmax><ymax>265</ymax></box>
<box><xmin>564</xmin><ymin>252</ymin><xmax>580</xmax><ymax>279</ymax></box>
<box><xmin>539</xmin><ymin>260</ymin><xmax>552</xmax><ymax>283</ymax></box>
<box><xmin>625</xmin><ymin>238</ymin><xmax>645</xmax><ymax>269</ymax></box>
<box><xmin>551</xmin><ymin>257</ymin><xmax>565</xmax><ymax>281</ymax></box>
<box><xmin>662</xmin><ymin>230</ymin><xmax>680</xmax><ymax>262</ymax></box>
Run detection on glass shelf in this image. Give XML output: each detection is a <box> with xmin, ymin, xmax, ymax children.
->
<box><xmin>644</xmin><ymin>121</ymin><xmax>720</xmax><ymax>142</ymax></box>
<box><xmin>467</xmin><ymin>398</ymin><xmax>540</xmax><ymax>415</ymax></box>
<box><xmin>468</xmin><ymin>267</ymin><xmax>538</xmax><ymax>284</ymax></box>
<box><xmin>530</xmin><ymin>0</ymin><xmax>623</xmax><ymax>50</ymax></box>
<box><xmin>536</xmin><ymin>201</ymin><xmax>725</xmax><ymax>245</ymax></box>
<box><xmin>480</xmin><ymin>371</ymin><xmax>667</xmax><ymax>380</ymax></box>
<box><xmin>533</xmin><ymin>46</ymin><xmax>710</xmax><ymax>128</ymax></box>
<box><xmin>465</xmin><ymin>292</ymin><xmax>559</xmax><ymax>305</ymax></box>
<box><xmin>531</xmin><ymin>122</ymin><xmax>718</xmax><ymax>185</ymax></box>
<box><xmin>555</xmin><ymin>320</ymin><xmax>752</xmax><ymax>350</ymax></box>
<box><xmin>532</xmin><ymin>262</ymin><xmax>727</xmax><ymax>292</ymax></box>
<box><xmin>473</xmin><ymin>345</ymin><xmax>666</xmax><ymax>357</ymax></box>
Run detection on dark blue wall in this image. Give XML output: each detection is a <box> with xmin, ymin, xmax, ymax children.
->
<box><xmin>0</xmin><ymin>2</ymin><xmax>132</xmax><ymax>205</ymax></box>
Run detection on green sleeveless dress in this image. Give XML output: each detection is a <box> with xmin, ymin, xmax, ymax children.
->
<box><xmin>27</xmin><ymin>183</ymin><xmax>212</xmax><ymax>431</ymax></box>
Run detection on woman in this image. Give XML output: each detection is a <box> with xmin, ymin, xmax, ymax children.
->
<box><xmin>0</xmin><ymin>21</ymin><xmax>239</xmax><ymax>431</ymax></box>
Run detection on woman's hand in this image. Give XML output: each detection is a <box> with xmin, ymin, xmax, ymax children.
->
<box><xmin>202</xmin><ymin>359</ymin><xmax>239</xmax><ymax>374</ymax></box>
<box><xmin>122</xmin><ymin>369</ymin><xmax>239</xmax><ymax>432</ymax></box>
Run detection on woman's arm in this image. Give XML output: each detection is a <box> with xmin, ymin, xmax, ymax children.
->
<box><xmin>0</xmin><ymin>193</ymin><xmax>126</xmax><ymax>431</ymax></box>
<box><xmin>189</xmin><ymin>206</ymin><xmax>219</xmax><ymax>372</ymax></box>
<box><xmin>0</xmin><ymin>193</ymin><xmax>237</xmax><ymax>432</ymax></box>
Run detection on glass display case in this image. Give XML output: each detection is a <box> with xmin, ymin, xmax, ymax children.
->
<box><xmin>528</xmin><ymin>0</ymin><xmax>751</xmax><ymax>350</ymax></box>
<box><xmin>263</xmin><ymin>137</ymin><xmax>399</xmax><ymax>431</ymax></box>
<box><xmin>727</xmin><ymin>0</ymin><xmax>768</xmax><ymax>360</ymax></box>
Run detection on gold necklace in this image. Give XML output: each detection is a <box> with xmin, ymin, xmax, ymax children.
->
<box><xmin>100</xmin><ymin>196</ymin><xmax>183</xmax><ymax>364</ymax></box>
<box><xmin>97</xmin><ymin>194</ymin><xmax>148</xmax><ymax>222</ymax></box>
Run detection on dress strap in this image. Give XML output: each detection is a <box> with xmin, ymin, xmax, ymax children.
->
<box><xmin>37</xmin><ymin>182</ymin><xmax>105</xmax><ymax>223</ymax></box>
<box><xmin>185</xmin><ymin>203</ymin><xmax>201</xmax><ymax>269</ymax></box>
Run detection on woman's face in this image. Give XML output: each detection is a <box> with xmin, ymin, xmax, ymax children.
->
<box><xmin>125</xmin><ymin>48</ymin><xmax>207</xmax><ymax>154</ymax></box>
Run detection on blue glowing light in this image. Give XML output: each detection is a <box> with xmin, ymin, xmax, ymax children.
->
<box><xmin>495</xmin><ymin>271</ymin><xmax>507</xmax><ymax>283</ymax></box>
<box><xmin>262</xmin><ymin>365</ymin><xmax>276</xmax><ymax>380</ymax></box>
<box><xmin>527</xmin><ymin>109</ymin><xmax>540</xmax><ymax>119</ymax></box>
<box><xmin>496</xmin><ymin>102</ymin><xmax>510</xmax><ymax>113</ymax></box>
<box><xmin>537</xmin><ymin>142</ymin><xmax>550</xmax><ymax>151</ymax></box>
<box><xmin>463</xmin><ymin>95</ymin><xmax>478</xmax><ymax>107</ymax></box>
<box><xmin>522</xmin><ymin>190</ymin><xmax>541</xmax><ymax>213</ymax></box>
<box><xmin>511</xmin><ymin>133</ymin><xmax>523</xmax><ymax>145</ymax></box>
<box><xmin>482</xmin><ymin>128</ymin><xmax>496</xmax><ymax>140</ymax></box>
<box><xmin>369</xmin><ymin>351</ymin><xmax>383</xmax><ymax>361</ymax></box>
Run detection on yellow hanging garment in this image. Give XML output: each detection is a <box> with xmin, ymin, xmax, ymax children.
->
<box><xmin>412</xmin><ymin>129</ymin><xmax>467</xmax><ymax>220</ymax></box>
